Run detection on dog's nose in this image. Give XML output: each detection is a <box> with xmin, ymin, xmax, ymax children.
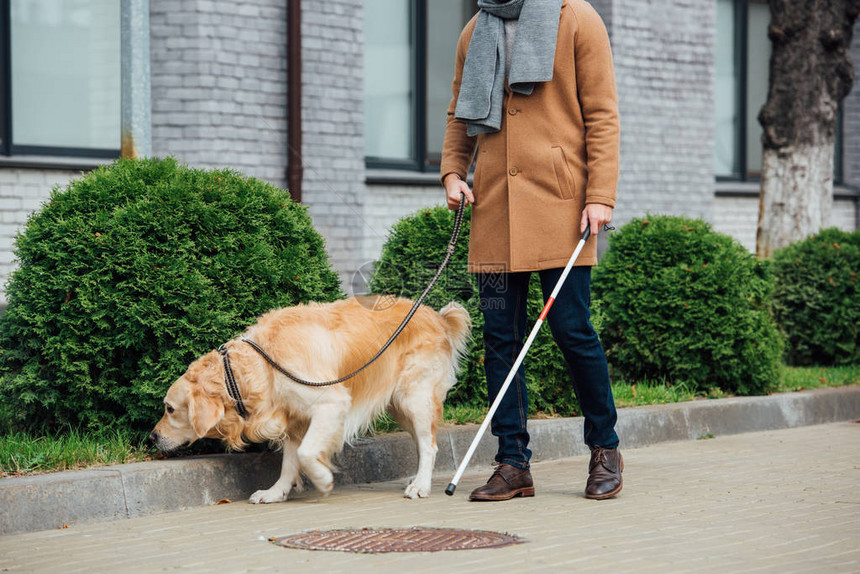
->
<box><xmin>149</xmin><ymin>432</ymin><xmax>158</xmax><ymax>443</ymax></box>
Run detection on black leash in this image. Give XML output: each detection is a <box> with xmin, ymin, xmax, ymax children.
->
<box><xmin>222</xmin><ymin>192</ymin><xmax>467</xmax><ymax>398</ymax></box>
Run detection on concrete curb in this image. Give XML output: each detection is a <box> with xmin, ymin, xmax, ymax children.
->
<box><xmin>2</xmin><ymin>386</ymin><xmax>858</xmax><ymax>536</ymax></box>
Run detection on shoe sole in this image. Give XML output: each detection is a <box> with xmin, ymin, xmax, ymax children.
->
<box><xmin>584</xmin><ymin>478</ymin><xmax>622</xmax><ymax>500</ymax></box>
<box><xmin>469</xmin><ymin>486</ymin><xmax>535</xmax><ymax>501</ymax></box>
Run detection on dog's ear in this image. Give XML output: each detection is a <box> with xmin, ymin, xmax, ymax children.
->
<box><xmin>188</xmin><ymin>392</ymin><xmax>225</xmax><ymax>438</ymax></box>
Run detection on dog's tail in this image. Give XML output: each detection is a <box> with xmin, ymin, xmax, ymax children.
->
<box><xmin>439</xmin><ymin>302</ymin><xmax>472</xmax><ymax>362</ymax></box>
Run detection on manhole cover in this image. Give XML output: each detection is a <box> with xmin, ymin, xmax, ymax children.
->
<box><xmin>272</xmin><ymin>527</ymin><xmax>522</xmax><ymax>553</ymax></box>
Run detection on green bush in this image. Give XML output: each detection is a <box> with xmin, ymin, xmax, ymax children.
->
<box><xmin>369</xmin><ymin>206</ymin><xmax>579</xmax><ymax>416</ymax></box>
<box><xmin>591</xmin><ymin>215</ymin><xmax>783</xmax><ymax>395</ymax></box>
<box><xmin>770</xmin><ymin>228</ymin><xmax>859</xmax><ymax>366</ymax></box>
<box><xmin>0</xmin><ymin>157</ymin><xmax>343</xmax><ymax>433</ymax></box>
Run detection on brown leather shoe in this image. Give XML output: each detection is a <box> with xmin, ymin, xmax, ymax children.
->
<box><xmin>469</xmin><ymin>463</ymin><xmax>535</xmax><ymax>501</ymax></box>
<box><xmin>585</xmin><ymin>447</ymin><xmax>623</xmax><ymax>500</ymax></box>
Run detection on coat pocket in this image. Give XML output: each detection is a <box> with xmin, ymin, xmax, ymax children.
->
<box><xmin>551</xmin><ymin>146</ymin><xmax>576</xmax><ymax>201</ymax></box>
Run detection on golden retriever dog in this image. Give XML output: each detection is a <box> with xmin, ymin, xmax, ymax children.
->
<box><xmin>150</xmin><ymin>296</ymin><xmax>471</xmax><ymax>502</ymax></box>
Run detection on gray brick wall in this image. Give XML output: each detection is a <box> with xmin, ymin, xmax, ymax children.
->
<box><xmin>589</xmin><ymin>0</ymin><xmax>612</xmax><ymax>34</ymax></box>
<box><xmin>362</xmin><ymin>185</ymin><xmax>444</xmax><ymax>265</ymax></box>
<box><xmin>844</xmin><ymin>20</ymin><xmax>860</xmax><ymax>189</ymax></box>
<box><xmin>300</xmin><ymin>0</ymin><xmax>366</xmax><ymax>288</ymax></box>
<box><xmin>149</xmin><ymin>0</ymin><xmax>288</xmax><ymax>188</ymax></box>
<box><xmin>150</xmin><ymin>0</ymin><xmax>369</xmax><ymax>289</ymax></box>
<box><xmin>831</xmin><ymin>197</ymin><xmax>858</xmax><ymax>231</ymax></box>
<box><xmin>713</xmin><ymin>194</ymin><xmax>857</xmax><ymax>253</ymax></box>
<box><xmin>0</xmin><ymin>169</ymin><xmax>82</xmax><ymax>304</ymax></box>
<box><xmin>711</xmin><ymin>195</ymin><xmax>760</xmax><ymax>252</ymax></box>
<box><xmin>611</xmin><ymin>0</ymin><xmax>715</xmax><ymax>225</ymax></box>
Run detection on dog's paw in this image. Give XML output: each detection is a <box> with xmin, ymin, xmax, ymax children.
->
<box><xmin>249</xmin><ymin>488</ymin><xmax>289</xmax><ymax>504</ymax></box>
<box><xmin>404</xmin><ymin>482</ymin><xmax>431</xmax><ymax>499</ymax></box>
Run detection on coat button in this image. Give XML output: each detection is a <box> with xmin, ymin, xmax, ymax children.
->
<box><xmin>509</xmin><ymin>167</ymin><xmax>519</xmax><ymax>176</ymax></box>
<box><xmin>508</xmin><ymin>108</ymin><xmax>518</xmax><ymax>115</ymax></box>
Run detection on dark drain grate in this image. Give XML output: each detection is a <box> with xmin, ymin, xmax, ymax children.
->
<box><xmin>272</xmin><ymin>527</ymin><xmax>522</xmax><ymax>553</ymax></box>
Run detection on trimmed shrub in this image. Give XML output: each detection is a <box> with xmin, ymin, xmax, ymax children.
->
<box><xmin>591</xmin><ymin>215</ymin><xmax>783</xmax><ymax>395</ymax></box>
<box><xmin>770</xmin><ymin>228</ymin><xmax>859</xmax><ymax>366</ymax></box>
<box><xmin>369</xmin><ymin>206</ymin><xmax>579</xmax><ymax>416</ymax></box>
<box><xmin>0</xmin><ymin>157</ymin><xmax>343</xmax><ymax>433</ymax></box>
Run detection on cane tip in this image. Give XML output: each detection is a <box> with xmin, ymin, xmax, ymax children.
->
<box><xmin>445</xmin><ymin>483</ymin><xmax>457</xmax><ymax>496</ymax></box>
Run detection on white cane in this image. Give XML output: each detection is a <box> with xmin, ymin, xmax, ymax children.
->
<box><xmin>445</xmin><ymin>225</ymin><xmax>593</xmax><ymax>496</ymax></box>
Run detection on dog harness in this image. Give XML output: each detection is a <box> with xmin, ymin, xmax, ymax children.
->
<box><xmin>217</xmin><ymin>344</ymin><xmax>248</xmax><ymax>418</ymax></box>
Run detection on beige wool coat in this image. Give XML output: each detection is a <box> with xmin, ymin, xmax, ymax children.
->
<box><xmin>440</xmin><ymin>0</ymin><xmax>620</xmax><ymax>272</ymax></box>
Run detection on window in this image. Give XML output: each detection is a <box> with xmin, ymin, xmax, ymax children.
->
<box><xmin>364</xmin><ymin>0</ymin><xmax>415</xmax><ymax>163</ymax></box>
<box><xmin>715</xmin><ymin>0</ymin><xmax>843</xmax><ymax>182</ymax></box>
<box><xmin>364</xmin><ymin>0</ymin><xmax>476</xmax><ymax>170</ymax></box>
<box><xmin>1</xmin><ymin>0</ymin><xmax>121</xmax><ymax>158</ymax></box>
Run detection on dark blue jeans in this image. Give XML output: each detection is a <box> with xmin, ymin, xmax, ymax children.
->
<box><xmin>477</xmin><ymin>267</ymin><xmax>619</xmax><ymax>470</ymax></box>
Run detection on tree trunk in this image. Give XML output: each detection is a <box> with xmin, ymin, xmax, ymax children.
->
<box><xmin>756</xmin><ymin>0</ymin><xmax>860</xmax><ymax>258</ymax></box>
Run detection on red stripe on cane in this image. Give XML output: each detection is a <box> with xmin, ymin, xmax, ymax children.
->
<box><xmin>538</xmin><ymin>297</ymin><xmax>555</xmax><ymax>321</ymax></box>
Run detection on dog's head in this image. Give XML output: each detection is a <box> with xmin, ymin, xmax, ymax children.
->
<box><xmin>150</xmin><ymin>350</ymin><xmax>228</xmax><ymax>454</ymax></box>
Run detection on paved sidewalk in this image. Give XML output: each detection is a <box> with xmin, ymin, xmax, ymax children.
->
<box><xmin>1</xmin><ymin>422</ymin><xmax>857</xmax><ymax>573</ymax></box>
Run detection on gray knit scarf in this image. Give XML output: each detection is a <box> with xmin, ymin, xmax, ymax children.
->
<box><xmin>455</xmin><ymin>0</ymin><xmax>562</xmax><ymax>136</ymax></box>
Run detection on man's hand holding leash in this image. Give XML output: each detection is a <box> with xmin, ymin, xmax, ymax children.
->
<box><xmin>444</xmin><ymin>173</ymin><xmax>475</xmax><ymax>210</ymax></box>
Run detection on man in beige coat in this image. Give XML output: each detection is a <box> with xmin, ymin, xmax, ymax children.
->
<box><xmin>441</xmin><ymin>0</ymin><xmax>622</xmax><ymax>500</ymax></box>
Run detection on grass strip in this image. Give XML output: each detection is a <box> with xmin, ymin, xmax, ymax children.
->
<box><xmin>774</xmin><ymin>364</ymin><xmax>860</xmax><ymax>393</ymax></box>
<box><xmin>0</xmin><ymin>428</ymin><xmax>150</xmax><ymax>478</ymax></box>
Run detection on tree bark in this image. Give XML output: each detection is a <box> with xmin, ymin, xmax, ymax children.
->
<box><xmin>756</xmin><ymin>0</ymin><xmax>860</xmax><ymax>258</ymax></box>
